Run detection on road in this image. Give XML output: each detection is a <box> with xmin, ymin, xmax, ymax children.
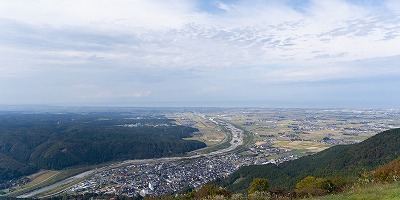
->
<box><xmin>17</xmin><ymin>119</ymin><xmax>244</xmax><ymax>198</ymax></box>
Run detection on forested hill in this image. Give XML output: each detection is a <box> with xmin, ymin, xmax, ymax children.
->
<box><xmin>217</xmin><ymin>128</ymin><xmax>400</xmax><ymax>193</ymax></box>
<box><xmin>0</xmin><ymin>112</ymin><xmax>206</xmax><ymax>182</ymax></box>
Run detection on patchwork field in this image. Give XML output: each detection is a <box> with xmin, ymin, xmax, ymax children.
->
<box><xmin>211</xmin><ymin>108</ymin><xmax>400</xmax><ymax>157</ymax></box>
<box><xmin>168</xmin><ymin>113</ymin><xmax>226</xmax><ymax>146</ymax></box>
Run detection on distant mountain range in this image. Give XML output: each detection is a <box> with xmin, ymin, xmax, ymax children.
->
<box><xmin>217</xmin><ymin>128</ymin><xmax>400</xmax><ymax>193</ymax></box>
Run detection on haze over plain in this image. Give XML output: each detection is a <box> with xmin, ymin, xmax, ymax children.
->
<box><xmin>0</xmin><ymin>0</ymin><xmax>399</xmax><ymax>108</ymax></box>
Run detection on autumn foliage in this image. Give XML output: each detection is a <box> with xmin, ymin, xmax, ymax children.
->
<box><xmin>247</xmin><ymin>178</ymin><xmax>269</xmax><ymax>194</ymax></box>
<box><xmin>373</xmin><ymin>157</ymin><xmax>400</xmax><ymax>183</ymax></box>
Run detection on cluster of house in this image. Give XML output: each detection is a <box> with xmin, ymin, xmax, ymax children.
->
<box><xmin>66</xmin><ymin>151</ymin><xmax>293</xmax><ymax>197</ymax></box>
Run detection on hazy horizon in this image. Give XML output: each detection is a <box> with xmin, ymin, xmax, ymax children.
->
<box><xmin>1</xmin><ymin>102</ymin><xmax>399</xmax><ymax>110</ymax></box>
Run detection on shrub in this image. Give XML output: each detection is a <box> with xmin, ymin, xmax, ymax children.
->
<box><xmin>374</xmin><ymin>157</ymin><xmax>400</xmax><ymax>183</ymax></box>
<box><xmin>195</xmin><ymin>184</ymin><xmax>231</xmax><ymax>199</ymax></box>
<box><xmin>247</xmin><ymin>178</ymin><xmax>269</xmax><ymax>194</ymax></box>
<box><xmin>295</xmin><ymin>176</ymin><xmax>332</xmax><ymax>197</ymax></box>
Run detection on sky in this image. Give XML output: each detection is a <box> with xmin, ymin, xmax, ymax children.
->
<box><xmin>0</xmin><ymin>0</ymin><xmax>399</xmax><ymax>108</ymax></box>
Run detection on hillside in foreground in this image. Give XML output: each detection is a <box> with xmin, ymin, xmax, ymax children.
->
<box><xmin>313</xmin><ymin>181</ymin><xmax>400</xmax><ymax>200</ymax></box>
<box><xmin>217</xmin><ymin>128</ymin><xmax>400</xmax><ymax>193</ymax></box>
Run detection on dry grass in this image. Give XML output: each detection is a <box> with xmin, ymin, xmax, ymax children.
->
<box><xmin>27</xmin><ymin>170</ymin><xmax>59</xmax><ymax>186</ymax></box>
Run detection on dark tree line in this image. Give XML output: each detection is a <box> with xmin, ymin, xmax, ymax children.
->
<box><xmin>0</xmin><ymin>113</ymin><xmax>206</xmax><ymax>182</ymax></box>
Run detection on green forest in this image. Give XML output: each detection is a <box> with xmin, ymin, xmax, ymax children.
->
<box><xmin>216</xmin><ymin>128</ymin><xmax>400</xmax><ymax>193</ymax></box>
<box><xmin>0</xmin><ymin>112</ymin><xmax>206</xmax><ymax>183</ymax></box>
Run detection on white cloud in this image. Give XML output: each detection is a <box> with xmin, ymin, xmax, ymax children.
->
<box><xmin>260</xmin><ymin>55</ymin><xmax>400</xmax><ymax>83</ymax></box>
<box><xmin>214</xmin><ymin>0</ymin><xmax>231</xmax><ymax>11</ymax></box>
<box><xmin>1</xmin><ymin>0</ymin><xmax>400</xmax><ymax>106</ymax></box>
<box><xmin>0</xmin><ymin>0</ymin><xmax>199</xmax><ymax>30</ymax></box>
<box><xmin>1</xmin><ymin>0</ymin><xmax>399</xmax><ymax>71</ymax></box>
<box><xmin>385</xmin><ymin>0</ymin><xmax>400</xmax><ymax>12</ymax></box>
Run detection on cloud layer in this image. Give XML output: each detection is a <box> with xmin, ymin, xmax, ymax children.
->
<box><xmin>0</xmin><ymin>0</ymin><xmax>399</xmax><ymax>107</ymax></box>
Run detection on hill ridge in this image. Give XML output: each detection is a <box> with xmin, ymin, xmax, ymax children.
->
<box><xmin>217</xmin><ymin>128</ymin><xmax>400</xmax><ymax>192</ymax></box>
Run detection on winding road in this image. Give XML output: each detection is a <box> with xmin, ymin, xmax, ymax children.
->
<box><xmin>17</xmin><ymin>119</ymin><xmax>244</xmax><ymax>198</ymax></box>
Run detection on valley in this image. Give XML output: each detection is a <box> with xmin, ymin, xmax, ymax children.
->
<box><xmin>1</xmin><ymin>107</ymin><xmax>400</xmax><ymax>199</ymax></box>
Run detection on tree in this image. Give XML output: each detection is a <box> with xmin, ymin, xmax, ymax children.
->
<box><xmin>194</xmin><ymin>184</ymin><xmax>231</xmax><ymax>198</ymax></box>
<box><xmin>248</xmin><ymin>178</ymin><xmax>269</xmax><ymax>194</ymax></box>
<box><xmin>295</xmin><ymin>176</ymin><xmax>333</xmax><ymax>197</ymax></box>
<box><xmin>374</xmin><ymin>157</ymin><xmax>400</xmax><ymax>183</ymax></box>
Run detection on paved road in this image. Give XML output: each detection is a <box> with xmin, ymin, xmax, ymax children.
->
<box><xmin>17</xmin><ymin>170</ymin><xmax>96</xmax><ymax>198</ymax></box>
<box><xmin>17</xmin><ymin>119</ymin><xmax>244</xmax><ymax>198</ymax></box>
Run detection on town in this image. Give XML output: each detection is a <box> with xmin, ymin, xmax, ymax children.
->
<box><xmin>67</xmin><ymin>152</ymin><xmax>299</xmax><ymax>197</ymax></box>
<box><xmin>10</xmin><ymin>108</ymin><xmax>400</xmax><ymax>199</ymax></box>
<box><xmin>65</xmin><ymin>116</ymin><xmax>299</xmax><ymax>197</ymax></box>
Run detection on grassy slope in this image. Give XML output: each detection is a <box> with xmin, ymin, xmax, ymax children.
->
<box><xmin>314</xmin><ymin>182</ymin><xmax>400</xmax><ymax>200</ymax></box>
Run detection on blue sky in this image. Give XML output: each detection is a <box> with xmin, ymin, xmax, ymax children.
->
<box><xmin>0</xmin><ymin>0</ymin><xmax>399</xmax><ymax>108</ymax></box>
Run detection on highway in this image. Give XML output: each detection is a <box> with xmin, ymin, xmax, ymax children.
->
<box><xmin>17</xmin><ymin>119</ymin><xmax>244</xmax><ymax>198</ymax></box>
